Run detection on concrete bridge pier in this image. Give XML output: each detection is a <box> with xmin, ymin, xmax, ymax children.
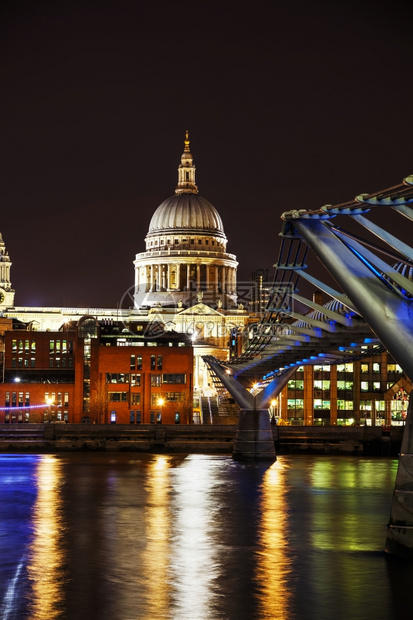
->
<box><xmin>385</xmin><ymin>397</ymin><xmax>413</xmax><ymax>559</ymax></box>
<box><xmin>232</xmin><ymin>408</ymin><xmax>276</xmax><ymax>461</ymax></box>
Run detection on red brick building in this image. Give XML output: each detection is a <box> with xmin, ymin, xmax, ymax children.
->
<box><xmin>0</xmin><ymin>317</ymin><xmax>193</xmax><ymax>424</ymax></box>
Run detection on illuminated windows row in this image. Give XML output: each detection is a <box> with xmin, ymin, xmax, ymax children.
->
<box><xmin>49</xmin><ymin>340</ymin><xmax>73</xmax><ymax>353</ymax></box>
<box><xmin>12</xmin><ymin>339</ymin><xmax>36</xmax><ymax>353</ymax></box>
<box><xmin>5</xmin><ymin>392</ymin><xmax>30</xmax><ymax>407</ymax></box>
<box><xmin>108</xmin><ymin>392</ymin><xmax>184</xmax><ymax>404</ymax></box>
<box><xmin>45</xmin><ymin>392</ymin><xmax>69</xmax><ymax>406</ymax></box>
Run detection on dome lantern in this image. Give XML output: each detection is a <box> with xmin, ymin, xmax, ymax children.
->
<box><xmin>175</xmin><ymin>130</ymin><xmax>198</xmax><ymax>195</ymax></box>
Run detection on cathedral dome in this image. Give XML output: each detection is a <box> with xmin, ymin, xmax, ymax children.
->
<box><xmin>148</xmin><ymin>193</ymin><xmax>225</xmax><ymax>236</ymax></box>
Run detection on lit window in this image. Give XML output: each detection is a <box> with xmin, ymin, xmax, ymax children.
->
<box><xmin>131</xmin><ymin>393</ymin><xmax>141</xmax><ymax>405</ymax></box>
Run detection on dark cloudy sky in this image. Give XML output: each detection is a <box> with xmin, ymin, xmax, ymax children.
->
<box><xmin>1</xmin><ymin>0</ymin><xmax>413</xmax><ymax>308</ymax></box>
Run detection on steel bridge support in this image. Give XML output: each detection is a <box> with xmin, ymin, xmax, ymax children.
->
<box><xmin>293</xmin><ymin>216</ymin><xmax>413</xmax><ymax>558</ymax></box>
<box><xmin>204</xmin><ymin>357</ymin><xmax>295</xmax><ymax>460</ymax></box>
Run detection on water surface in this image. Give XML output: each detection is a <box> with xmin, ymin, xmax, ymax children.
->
<box><xmin>0</xmin><ymin>453</ymin><xmax>410</xmax><ymax>619</ymax></box>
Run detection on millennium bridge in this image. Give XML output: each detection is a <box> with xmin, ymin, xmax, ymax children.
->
<box><xmin>204</xmin><ymin>173</ymin><xmax>413</xmax><ymax>559</ymax></box>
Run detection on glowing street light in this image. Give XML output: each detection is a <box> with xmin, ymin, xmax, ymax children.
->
<box><xmin>157</xmin><ymin>397</ymin><xmax>165</xmax><ymax>424</ymax></box>
<box><xmin>45</xmin><ymin>396</ymin><xmax>54</xmax><ymax>422</ymax></box>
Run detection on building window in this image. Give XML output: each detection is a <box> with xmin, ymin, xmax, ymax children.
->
<box><xmin>130</xmin><ymin>355</ymin><xmax>136</xmax><ymax>369</ymax></box>
<box><xmin>287</xmin><ymin>398</ymin><xmax>304</xmax><ymax>410</ymax></box>
<box><xmin>337</xmin><ymin>381</ymin><xmax>353</xmax><ymax>391</ymax></box>
<box><xmin>150</xmin><ymin>355</ymin><xmax>156</xmax><ymax>370</ymax></box>
<box><xmin>5</xmin><ymin>392</ymin><xmax>10</xmax><ymax>407</ymax></box>
<box><xmin>314</xmin><ymin>380</ymin><xmax>330</xmax><ymax>390</ymax></box>
<box><xmin>108</xmin><ymin>392</ymin><xmax>128</xmax><ymax>402</ymax></box>
<box><xmin>314</xmin><ymin>399</ymin><xmax>330</xmax><ymax>410</ymax></box>
<box><xmin>157</xmin><ymin>355</ymin><xmax>163</xmax><ymax>371</ymax></box>
<box><xmin>165</xmin><ymin>392</ymin><xmax>183</xmax><ymax>402</ymax></box>
<box><xmin>106</xmin><ymin>373</ymin><xmax>130</xmax><ymax>384</ymax></box>
<box><xmin>131</xmin><ymin>374</ymin><xmax>141</xmax><ymax>386</ymax></box>
<box><xmin>162</xmin><ymin>374</ymin><xmax>186</xmax><ymax>384</ymax></box>
<box><xmin>361</xmin><ymin>364</ymin><xmax>369</xmax><ymax>373</ymax></box>
<box><xmin>373</xmin><ymin>382</ymin><xmax>381</xmax><ymax>392</ymax></box>
<box><xmin>131</xmin><ymin>393</ymin><xmax>141</xmax><ymax>405</ymax></box>
<box><xmin>337</xmin><ymin>363</ymin><xmax>353</xmax><ymax>372</ymax></box>
<box><xmin>24</xmin><ymin>340</ymin><xmax>30</xmax><ymax>353</ymax></box>
<box><xmin>151</xmin><ymin>393</ymin><xmax>162</xmax><ymax>406</ymax></box>
<box><xmin>50</xmin><ymin>340</ymin><xmax>55</xmax><ymax>352</ymax></box>
<box><xmin>361</xmin><ymin>381</ymin><xmax>369</xmax><ymax>392</ymax></box>
<box><xmin>151</xmin><ymin>374</ymin><xmax>162</xmax><ymax>386</ymax></box>
<box><xmin>18</xmin><ymin>358</ymin><xmax>23</xmax><ymax>368</ymax></box>
<box><xmin>137</xmin><ymin>355</ymin><xmax>142</xmax><ymax>370</ymax></box>
<box><xmin>31</xmin><ymin>341</ymin><xmax>36</xmax><ymax>352</ymax></box>
<box><xmin>12</xmin><ymin>340</ymin><xmax>17</xmax><ymax>352</ymax></box>
<box><xmin>337</xmin><ymin>400</ymin><xmax>353</xmax><ymax>410</ymax></box>
<box><xmin>25</xmin><ymin>393</ymin><xmax>30</xmax><ymax>407</ymax></box>
<box><xmin>373</xmin><ymin>363</ymin><xmax>380</xmax><ymax>373</ymax></box>
<box><xmin>49</xmin><ymin>358</ymin><xmax>54</xmax><ymax>368</ymax></box>
<box><xmin>360</xmin><ymin>400</ymin><xmax>372</xmax><ymax>411</ymax></box>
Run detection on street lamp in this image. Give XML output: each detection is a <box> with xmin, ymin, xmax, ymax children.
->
<box><xmin>46</xmin><ymin>396</ymin><xmax>54</xmax><ymax>423</ymax></box>
<box><xmin>157</xmin><ymin>397</ymin><xmax>165</xmax><ymax>424</ymax></box>
<box><xmin>270</xmin><ymin>399</ymin><xmax>277</xmax><ymax>423</ymax></box>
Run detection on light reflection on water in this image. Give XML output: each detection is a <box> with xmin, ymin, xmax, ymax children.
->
<box><xmin>26</xmin><ymin>456</ymin><xmax>66</xmax><ymax>619</ymax></box>
<box><xmin>0</xmin><ymin>453</ymin><xmax>412</xmax><ymax>620</ymax></box>
<box><xmin>256</xmin><ymin>460</ymin><xmax>293</xmax><ymax>620</ymax></box>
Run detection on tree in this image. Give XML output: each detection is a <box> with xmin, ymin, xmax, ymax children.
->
<box><xmin>89</xmin><ymin>377</ymin><xmax>108</xmax><ymax>424</ymax></box>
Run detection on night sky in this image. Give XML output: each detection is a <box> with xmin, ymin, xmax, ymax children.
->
<box><xmin>2</xmin><ymin>0</ymin><xmax>413</xmax><ymax>308</ymax></box>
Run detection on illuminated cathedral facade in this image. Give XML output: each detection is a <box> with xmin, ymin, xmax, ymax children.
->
<box><xmin>0</xmin><ymin>134</ymin><xmax>248</xmax><ymax>423</ymax></box>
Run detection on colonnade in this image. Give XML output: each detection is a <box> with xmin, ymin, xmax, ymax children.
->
<box><xmin>135</xmin><ymin>262</ymin><xmax>237</xmax><ymax>293</ymax></box>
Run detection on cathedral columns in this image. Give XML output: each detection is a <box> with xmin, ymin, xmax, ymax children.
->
<box><xmin>162</xmin><ymin>264</ymin><xmax>167</xmax><ymax>290</ymax></box>
<box><xmin>186</xmin><ymin>264</ymin><xmax>191</xmax><ymax>290</ymax></box>
<box><xmin>150</xmin><ymin>265</ymin><xmax>154</xmax><ymax>291</ymax></box>
<box><xmin>197</xmin><ymin>264</ymin><xmax>201</xmax><ymax>290</ymax></box>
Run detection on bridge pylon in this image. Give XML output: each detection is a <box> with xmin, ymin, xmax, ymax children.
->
<box><xmin>385</xmin><ymin>397</ymin><xmax>413</xmax><ymax>558</ymax></box>
<box><xmin>203</xmin><ymin>356</ymin><xmax>295</xmax><ymax>460</ymax></box>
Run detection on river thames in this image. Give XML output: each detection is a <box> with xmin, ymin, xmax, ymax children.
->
<box><xmin>0</xmin><ymin>453</ymin><xmax>411</xmax><ymax>620</ymax></box>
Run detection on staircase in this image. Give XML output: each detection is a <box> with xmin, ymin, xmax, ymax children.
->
<box><xmin>200</xmin><ymin>396</ymin><xmax>219</xmax><ymax>424</ymax></box>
